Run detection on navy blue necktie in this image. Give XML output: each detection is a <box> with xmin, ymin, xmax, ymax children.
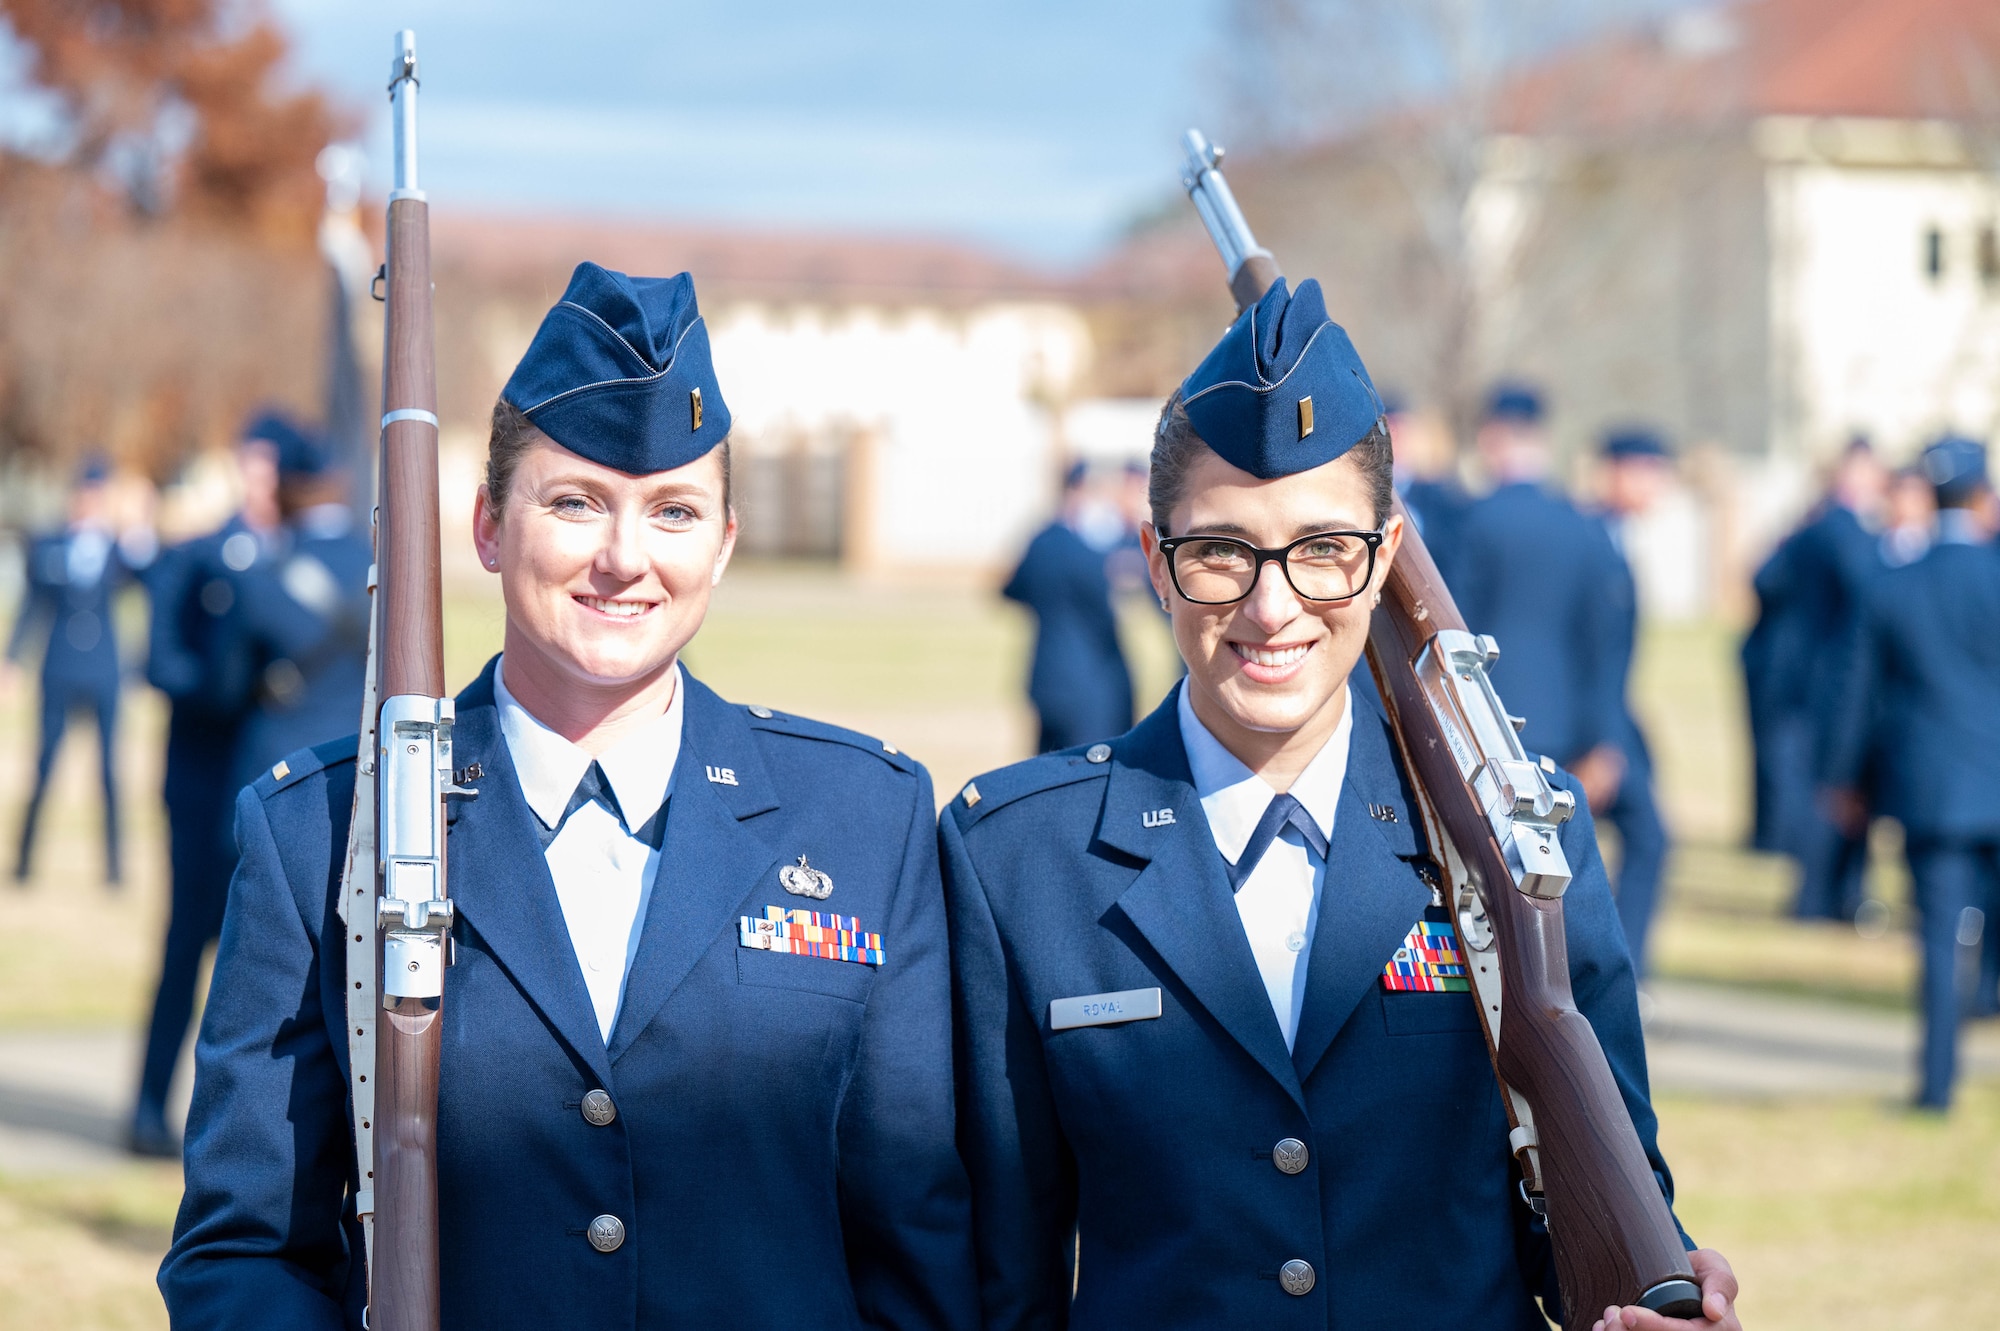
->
<box><xmin>538</xmin><ymin>761</ymin><xmax>626</xmax><ymax>850</ymax></box>
<box><xmin>1227</xmin><ymin>793</ymin><xmax>1330</xmax><ymax>892</ymax></box>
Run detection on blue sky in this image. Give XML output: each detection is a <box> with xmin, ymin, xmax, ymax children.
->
<box><xmin>269</xmin><ymin>0</ymin><xmax>1226</xmax><ymax>267</ymax></box>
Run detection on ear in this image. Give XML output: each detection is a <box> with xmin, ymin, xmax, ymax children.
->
<box><xmin>1140</xmin><ymin>521</ymin><xmax>1173</xmax><ymax>609</ymax></box>
<box><xmin>712</xmin><ymin>507</ymin><xmax>739</xmax><ymax>587</ymax></box>
<box><xmin>472</xmin><ymin>484</ymin><xmax>501</xmax><ymax>572</ymax></box>
<box><xmin>1373</xmin><ymin>510</ymin><xmax>1406</xmax><ymax>588</ymax></box>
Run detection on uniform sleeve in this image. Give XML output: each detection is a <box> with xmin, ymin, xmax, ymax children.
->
<box><xmin>1817</xmin><ymin>586</ymin><xmax>1883</xmax><ymax>789</ymax></box>
<box><xmin>5</xmin><ymin>540</ymin><xmax>50</xmax><ymax>665</ymax></box>
<box><xmin>158</xmin><ymin>788</ymin><xmax>354</xmax><ymax>1330</ymax></box>
<box><xmin>1578</xmin><ymin>525</ymin><xmax>1632</xmax><ymax>757</ymax></box>
<box><xmin>940</xmin><ymin>810</ymin><xmax>1077</xmax><ymax>1331</ymax></box>
<box><xmin>142</xmin><ymin>545</ymin><xmax>203</xmax><ymax>699</ymax></box>
<box><xmin>835</xmin><ymin>765</ymin><xmax>981</xmax><ymax>1331</ymax></box>
<box><xmin>1550</xmin><ymin>771</ymin><xmax>1690</xmax><ymax>1247</ymax></box>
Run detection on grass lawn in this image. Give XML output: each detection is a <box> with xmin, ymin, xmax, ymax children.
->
<box><xmin>0</xmin><ymin>571</ymin><xmax>1991</xmax><ymax>1327</ymax></box>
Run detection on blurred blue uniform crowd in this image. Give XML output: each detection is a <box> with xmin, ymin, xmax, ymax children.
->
<box><xmin>4</xmin><ymin>410</ymin><xmax>369</xmax><ymax>1154</ymax></box>
<box><xmin>1006</xmin><ymin>383</ymin><xmax>2000</xmax><ymax>1111</ymax></box>
<box><xmin>1745</xmin><ymin>434</ymin><xmax>2000</xmax><ymax>1109</ymax></box>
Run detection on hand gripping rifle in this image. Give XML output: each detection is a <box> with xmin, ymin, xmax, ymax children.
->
<box><xmin>1178</xmin><ymin>130</ymin><xmax>1701</xmax><ymax>1326</ymax></box>
<box><xmin>339</xmin><ymin>31</ymin><xmax>465</xmax><ymax>1331</ymax></box>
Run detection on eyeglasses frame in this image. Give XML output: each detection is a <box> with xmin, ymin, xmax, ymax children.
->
<box><xmin>1155</xmin><ymin>528</ymin><xmax>1387</xmax><ymax>606</ymax></box>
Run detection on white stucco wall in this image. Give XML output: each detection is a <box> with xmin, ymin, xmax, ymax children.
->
<box><xmin>1765</xmin><ymin>127</ymin><xmax>2000</xmax><ymax>465</ymax></box>
<box><xmin>708</xmin><ymin>301</ymin><xmax>1091</xmax><ymax>569</ymax></box>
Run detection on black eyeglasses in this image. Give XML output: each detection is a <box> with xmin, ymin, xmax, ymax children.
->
<box><xmin>1157</xmin><ymin>529</ymin><xmax>1385</xmax><ymax>606</ymax></box>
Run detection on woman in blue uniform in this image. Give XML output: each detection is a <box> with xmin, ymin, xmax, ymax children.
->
<box><xmin>942</xmin><ymin>277</ymin><xmax>1739</xmax><ymax>1331</ymax></box>
<box><xmin>163</xmin><ymin>264</ymin><xmax>976</xmax><ymax>1331</ymax></box>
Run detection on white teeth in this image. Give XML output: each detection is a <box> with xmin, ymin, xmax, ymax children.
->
<box><xmin>581</xmin><ymin>596</ymin><xmax>650</xmax><ymax>617</ymax></box>
<box><xmin>1233</xmin><ymin>642</ymin><xmax>1310</xmax><ymax>667</ymax></box>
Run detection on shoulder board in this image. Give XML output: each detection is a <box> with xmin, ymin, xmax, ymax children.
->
<box><xmin>742</xmin><ymin>706</ymin><xmax>916</xmax><ymax>775</ymax></box>
<box><xmin>254</xmin><ymin>734</ymin><xmax>359</xmax><ymax>798</ymax></box>
<box><xmin>950</xmin><ymin>746</ymin><xmax>1110</xmax><ymax>828</ymax></box>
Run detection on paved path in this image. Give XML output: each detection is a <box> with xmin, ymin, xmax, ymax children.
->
<box><xmin>0</xmin><ymin>980</ymin><xmax>1994</xmax><ymax>1174</ymax></box>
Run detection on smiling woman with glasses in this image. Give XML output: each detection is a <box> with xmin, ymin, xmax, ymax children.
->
<box><xmin>941</xmin><ymin>276</ymin><xmax>1714</xmax><ymax>1330</ymax></box>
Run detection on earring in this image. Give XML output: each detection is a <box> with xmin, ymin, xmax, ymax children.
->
<box><xmin>1371</xmin><ymin>591</ymin><xmax>1381</xmax><ymax>608</ymax></box>
<box><xmin>1158</xmin><ymin>596</ymin><xmax>1169</xmax><ymax>612</ymax></box>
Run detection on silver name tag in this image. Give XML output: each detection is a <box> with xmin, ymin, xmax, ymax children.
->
<box><xmin>1049</xmin><ymin>987</ymin><xmax>1163</xmax><ymax>1030</ymax></box>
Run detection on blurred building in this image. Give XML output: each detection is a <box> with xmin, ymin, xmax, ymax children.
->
<box><xmin>428</xmin><ymin>215</ymin><xmax>1092</xmax><ymax>576</ymax></box>
<box><xmin>1101</xmin><ymin>0</ymin><xmax>2000</xmax><ymax>580</ymax></box>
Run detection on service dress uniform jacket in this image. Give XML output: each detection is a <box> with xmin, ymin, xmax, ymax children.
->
<box><xmin>1002</xmin><ymin>521</ymin><xmax>1134</xmax><ymax>754</ymax></box>
<box><xmin>1452</xmin><ymin>482</ymin><xmax>1621</xmax><ymax>768</ymax></box>
<box><xmin>220</xmin><ymin>507</ymin><xmax>372</xmax><ymax>798</ymax></box>
<box><xmin>1825</xmin><ymin>532</ymin><xmax>2000</xmax><ymax>1104</ymax></box>
<box><xmin>161</xmin><ymin>661</ymin><xmax>978</xmax><ymax>1330</ymax></box>
<box><xmin>943</xmin><ymin>685</ymin><xmax>1682</xmax><ymax>1329</ymax></box>
<box><xmin>1772</xmin><ymin>503</ymin><xmax>1882</xmax><ymax>918</ymax></box>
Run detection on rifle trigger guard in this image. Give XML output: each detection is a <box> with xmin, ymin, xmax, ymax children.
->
<box><xmin>371</xmin><ymin>264</ymin><xmax>387</xmax><ymax>302</ymax></box>
<box><xmin>1518</xmin><ymin>1179</ymin><xmax>1549</xmax><ymax>1224</ymax></box>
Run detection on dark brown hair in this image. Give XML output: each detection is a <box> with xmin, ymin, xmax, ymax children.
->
<box><xmin>1147</xmin><ymin>388</ymin><xmax>1394</xmax><ymax>533</ymax></box>
<box><xmin>484</xmin><ymin>397</ymin><xmax>732</xmax><ymax>515</ymax></box>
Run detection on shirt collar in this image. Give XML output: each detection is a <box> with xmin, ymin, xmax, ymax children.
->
<box><xmin>1936</xmin><ymin>508</ymin><xmax>1991</xmax><ymax>547</ymax></box>
<box><xmin>1177</xmin><ymin>680</ymin><xmax>1354</xmax><ymax>864</ymax></box>
<box><xmin>495</xmin><ymin>657</ymin><xmax>685</xmax><ymax>833</ymax></box>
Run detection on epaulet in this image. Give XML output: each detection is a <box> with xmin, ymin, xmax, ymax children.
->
<box><xmin>253</xmin><ymin>735</ymin><xmax>358</xmax><ymax>798</ymax></box>
<box><xmin>949</xmin><ymin>745</ymin><xmax>1111</xmax><ymax>828</ymax></box>
<box><xmin>741</xmin><ymin>705</ymin><xmax>917</xmax><ymax>775</ymax></box>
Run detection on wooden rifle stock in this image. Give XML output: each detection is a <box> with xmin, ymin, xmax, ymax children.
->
<box><xmin>1365</xmin><ymin>511</ymin><xmax>1699</xmax><ymax>1326</ymax></box>
<box><xmin>1175</xmin><ymin>126</ymin><xmax>1700</xmax><ymax>1325</ymax></box>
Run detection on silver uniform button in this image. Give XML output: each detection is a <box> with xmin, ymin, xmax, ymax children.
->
<box><xmin>1279</xmin><ymin>1258</ymin><xmax>1316</xmax><ymax>1296</ymax></box>
<box><xmin>1272</xmin><ymin>1138</ymin><xmax>1309</xmax><ymax>1174</ymax></box>
<box><xmin>749</xmin><ymin>705</ymin><xmax>773</xmax><ymax>719</ymax></box>
<box><xmin>581</xmin><ymin>1089</ymin><xmax>616</xmax><ymax>1126</ymax></box>
<box><xmin>1085</xmin><ymin>743</ymin><xmax>1112</xmax><ymax>763</ymax></box>
<box><xmin>587</xmin><ymin>1214</ymin><xmax>625</xmax><ymax>1253</ymax></box>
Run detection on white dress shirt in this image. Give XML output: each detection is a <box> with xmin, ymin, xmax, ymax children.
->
<box><xmin>1178</xmin><ymin>682</ymin><xmax>1354</xmax><ymax>1049</ymax></box>
<box><xmin>496</xmin><ymin>658</ymin><xmax>685</xmax><ymax>1043</ymax></box>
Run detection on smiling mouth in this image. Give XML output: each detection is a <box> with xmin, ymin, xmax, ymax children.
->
<box><xmin>575</xmin><ymin>595</ymin><xmax>655</xmax><ymax>619</ymax></box>
<box><xmin>1230</xmin><ymin>641</ymin><xmax>1313</xmax><ymax>668</ymax></box>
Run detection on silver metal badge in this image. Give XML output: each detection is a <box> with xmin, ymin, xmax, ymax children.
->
<box><xmin>779</xmin><ymin>854</ymin><xmax>834</xmax><ymax>900</ymax></box>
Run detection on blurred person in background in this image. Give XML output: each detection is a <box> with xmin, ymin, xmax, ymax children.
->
<box><xmin>1002</xmin><ymin>460</ymin><xmax>1135</xmax><ymax>753</ymax></box>
<box><xmin>1385</xmin><ymin>392</ymin><xmax>1468</xmax><ymax>588</ymax></box>
<box><xmin>127</xmin><ymin>413</ymin><xmax>288</xmax><ymax>1158</ymax></box>
<box><xmin>1880</xmin><ymin>465</ymin><xmax>1936</xmax><ymax>569</ymax></box>
<box><xmin>5</xmin><ymin>456</ymin><xmax>152</xmax><ymax>887</ymax></box>
<box><xmin>219</xmin><ymin>420</ymin><xmax>372</xmax><ymax>798</ymax></box>
<box><xmin>1453</xmin><ymin>384</ymin><xmax>1628</xmax><ymax>829</ymax></box>
<box><xmin>1746</xmin><ymin>437</ymin><xmax>1887</xmax><ymax>923</ymax></box>
<box><xmin>1590</xmin><ymin>427</ymin><xmax>1675</xmax><ymax>976</ymax></box>
<box><xmin>1823</xmin><ymin>435</ymin><xmax>2000</xmax><ymax>1109</ymax></box>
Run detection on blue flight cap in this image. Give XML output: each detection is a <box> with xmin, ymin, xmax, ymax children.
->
<box><xmin>1378</xmin><ymin>390</ymin><xmax>1408</xmax><ymax>416</ymax></box>
<box><xmin>1178</xmin><ymin>278</ymin><xmax>1383</xmax><ymax>480</ymax></box>
<box><xmin>75</xmin><ymin>453</ymin><xmax>112</xmax><ymax>486</ymax></box>
<box><xmin>1601</xmin><ymin>426</ymin><xmax>1671</xmax><ymax>461</ymax></box>
<box><xmin>502</xmin><ymin>263</ymin><xmax>730</xmax><ymax>475</ymax></box>
<box><xmin>1062</xmin><ymin>459</ymin><xmax>1091</xmax><ymax>491</ymax></box>
<box><xmin>1921</xmin><ymin>434</ymin><xmax>1990</xmax><ymax>504</ymax></box>
<box><xmin>1484</xmin><ymin>381</ymin><xmax>1545</xmax><ymax>426</ymax></box>
<box><xmin>239</xmin><ymin>409</ymin><xmax>329</xmax><ymax>477</ymax></box>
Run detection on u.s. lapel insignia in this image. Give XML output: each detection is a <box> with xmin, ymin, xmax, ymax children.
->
<box><xmin>1141</xmin><ymin>808</ymin><xmax>1176</xmax><ymax>828</ymax></box>
<box><xmin>779</xmin><ymin>854</ymin><xmax>834</xmax><ymax>900</ymax></box>
<box><xmin>1368</xmin><ymin>802</ymin><xmax>1398</xmax><ymax>823</ymax></box>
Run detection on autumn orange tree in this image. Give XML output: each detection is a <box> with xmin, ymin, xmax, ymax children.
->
<box><xmin>0</xmin><ymin>0</ymin><xmax>354</xmax><ymax>484</ymax></box>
